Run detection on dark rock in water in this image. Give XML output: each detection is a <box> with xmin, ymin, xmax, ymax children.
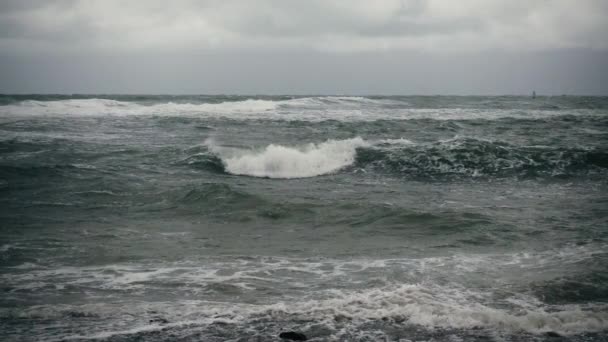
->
<box><xmin>545</xmin><ymin>331</ymin><xmax>561</xmax><ymax>337</ymax></box>
<box><xmin>149</xmin><ymin>317</ymin><xmax>169</xmax><ymax>324</ymax></box>
<box><xmin>279</xmin><ymin>331</ymin><xmax>307</xmax><ymax>341</ymax></box>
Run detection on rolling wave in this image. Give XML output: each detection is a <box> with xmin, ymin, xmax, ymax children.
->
<box><xmin>192</xmin><ymin>137</ymin><xmax>607</xmax><ymax>179</ymax></box>
<box><xmin>1</xmin><ymin>96</ymin><xmax>600</xmax><ymax>121</ymax></box>
<box><xmin>0</xmin><ymin>98</ymin><xmax>278</xmax><ymax>116</ymax></box>
<box><xmin>169</xmin><ymin>182</ymin><xmax>492</xmax><ymax>230</ymax></box>
<box><xmin>0</xmin><ymin>96</ymin><xmax>389</xmax><ymax>116</ymax></box>
<box><xmin>356</xmin><ymin>137</ymin><xmax>608</xmax><ymax>178</ymax></box>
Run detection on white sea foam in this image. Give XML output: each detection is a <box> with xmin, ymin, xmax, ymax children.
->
<box><xmin>0</xmin><ymin>97</ymin><xmax>594</xmax><ymax>121</ymax></box>
<box><xmin>4</xmin><ymin>244</ymin><xmax>604</xmax><ymax>293</ymax></box>
<box><xmin>263</xmin><ymin>284</ymin><xmax>608</xmax><ymax>335</ymax></box>
<box><xmin>208</xmin><ymin>137</ymin><xmax>369</xmax><ymax>178</ymax></box>
<box><xmin>16</xmin><ymin>284</ymin><xmax>608</xmax><ymax>339</ymax></box>
<box><xmin>3</xmin><ymin>245</ymin><xmax>607</xmax><ymax>339</ymax></box>
<box><xmin>0</xmin><ymin>98</ymin><xmax>278</xmax><ymax>117</ymax></box>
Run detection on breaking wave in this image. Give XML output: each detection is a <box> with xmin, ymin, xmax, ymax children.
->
<box><xmin>0</xmin><ymin>96</ymin><xmax>390</xmax><ymax>117</ymax></box>
<box><xmin>1</xmin><ymin>96</ymin><xmax>599</xmax><ymax>121</ymax></box>
<box><xmin>189</xmin><ymin>137</ymin><xmax>607</xmax><ymax>179</ymax></box>
<box><xmin>204</xmin><ymin>138</ymin><xmax>368</xmax><ymax>178</ymax></box>
<box><xmin>0</xmin><ymin>98</ymin><xmax>278</xmax><ymax>116</ymax></box>
<box><xmin>8</xmin><ymin>284</ymin><xmax>606</xmax><ymax>340</ymax></box>
<box><xmin>3</xmin><ymin>245</ymin><xmax>607</xmax><ymax>339</ymax></box>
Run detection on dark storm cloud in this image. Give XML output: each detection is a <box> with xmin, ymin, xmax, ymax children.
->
<box><xmin>0</xmin><ymin>0</ymin><xmax>607</xmax><ymax>94</ymax></box>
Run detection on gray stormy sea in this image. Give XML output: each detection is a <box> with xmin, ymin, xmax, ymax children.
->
<box><xmin>1</xmin><ymin>95</ymin><xmax>607</xmax><ymax>341</ymax></box>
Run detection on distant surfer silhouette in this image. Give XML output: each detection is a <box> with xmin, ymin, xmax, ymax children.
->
<box><xmin>532</xmin><ymin>91</ymin><xmax>536</xmax><ymax>99</ymax></box>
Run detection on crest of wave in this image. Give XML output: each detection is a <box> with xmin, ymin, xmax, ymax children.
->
<box><xmin>207</xmin><ymin>137</ymin><xmax>368</xmax><ymax>179</ymax></box>
<box><xmin>1</xmin><ymin>98</ymin><xmax>278</xmax><ymax>116</ymax></box>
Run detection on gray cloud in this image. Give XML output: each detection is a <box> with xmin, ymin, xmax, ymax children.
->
<box><xmin>1</xmin><ymin>0</ymin><xmax>607</xmax><ymax>52</ymax></box>
<box><xmin>0</xmin><ymin>1</ymin><xmax>607</xmax><ymax>94</ymax></box>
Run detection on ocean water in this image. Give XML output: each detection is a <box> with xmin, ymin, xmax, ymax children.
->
<box><xmin>0</xmin><ymin>95</ymin><xmax>607</xmax><ymax>341</ymax></box>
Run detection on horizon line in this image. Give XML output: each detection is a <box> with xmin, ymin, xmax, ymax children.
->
<box><xmin>2</xmin><ymin>93</ymin><xmax>607</xmax><ymax>97</ymax></box>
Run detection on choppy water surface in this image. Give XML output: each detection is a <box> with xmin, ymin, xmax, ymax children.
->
<box><xmin>1</xmin><ymin>95</ymin><xmax>607</xmax><ymax>341</ymax></box>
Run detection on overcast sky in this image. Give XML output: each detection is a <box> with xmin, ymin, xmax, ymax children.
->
<box><xmin>1</xmin><ymin>0</ymin><xmax>607</xmax><ymax>94</ymax></box>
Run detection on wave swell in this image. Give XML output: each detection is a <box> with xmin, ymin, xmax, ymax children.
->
<box><xmin>0</xmin><ymin>97</ymin><xmax>377</xmax><ymax>117</ymax></box>
<box><xmin>191</xmin><ymin>137</ymin><xmax>607</xmax><ymax>179</ymax></box>
<box><xmin>357</xmin><ymin>137</ymin><xmax>608</xmax><ymax>178</ymax></box>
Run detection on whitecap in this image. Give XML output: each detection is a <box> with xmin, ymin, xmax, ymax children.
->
<box><xmin>208</xmin><ymin>137</ymin><xmax>369</xmax><ymax>178</ymax></box>
<box><xmin>1</xmin><ymin>97</ymin><xmax>592</xmax><ymax>121</ymax></box>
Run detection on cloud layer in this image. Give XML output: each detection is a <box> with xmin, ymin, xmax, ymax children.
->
<box><xmin>0</xmin><ymin>1</ymin><xmax>607</xmax><ymax>94</ymax></box>
<box><xmin>1</xmin><ymin>0</ymin><xmax>607</xmax><ymax>53</ymax></box>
